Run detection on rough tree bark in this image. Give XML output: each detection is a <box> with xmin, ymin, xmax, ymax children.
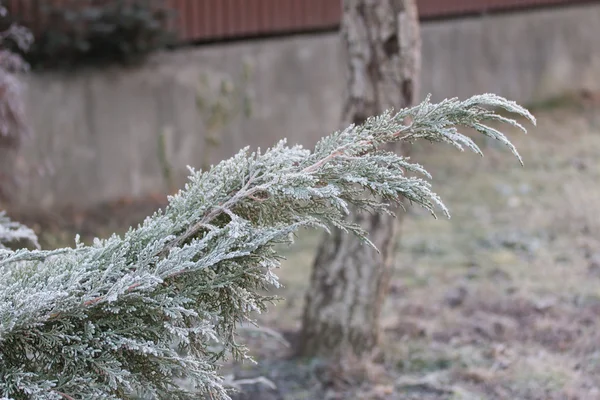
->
<box><xmin>297</xmin><ymin>0</ymin><xmax>421</xmax><ymax>359</ymax></box>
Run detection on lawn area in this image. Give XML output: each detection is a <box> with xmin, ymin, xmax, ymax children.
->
<box><xmin>16</xmin><ymin>98</ymin><xmax>600</xmax><ymax>399</ymax></box>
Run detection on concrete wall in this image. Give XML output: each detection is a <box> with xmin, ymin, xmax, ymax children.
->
<box><xmin>10</xmin><ymin>2</ymin><xmax>600</xmax><ymax>210</ymax></box>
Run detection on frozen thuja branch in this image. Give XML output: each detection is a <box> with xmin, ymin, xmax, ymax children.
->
<box><xmin>0</xmin><ymin>211</ymin><xmax>39</xmax><ymax>249</ymax></box>
<box><xmin>0</xmin><ymin>94</ymin><xmax>534</xmax><ymax>399</ymax></box>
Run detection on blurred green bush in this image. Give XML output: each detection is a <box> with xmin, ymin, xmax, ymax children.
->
<box><xmin>9</xmin><ymin>0</ymin><xmax>177</xmax><ymax>69</ymax></box>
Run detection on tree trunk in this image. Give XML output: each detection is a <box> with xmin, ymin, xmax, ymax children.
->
<box><xmin>297</xmin><ymin>0</ymin><xmax>421</xmax><ymax>359</ymax></box>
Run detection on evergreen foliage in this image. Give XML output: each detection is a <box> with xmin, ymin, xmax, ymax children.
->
<box><xmin>5</xmin><ymin>0</ymin><xmax>175</xmax><ymax>69</ymax></box>
<box><xmin>0</xmin><ymin>94</ymin><xmax>534</xmax><ymax>399</ymax></box>
<box><xmin>0</xmin><ymin>212</ymin><xmax>39</xmax><ymax>250</ymax></box>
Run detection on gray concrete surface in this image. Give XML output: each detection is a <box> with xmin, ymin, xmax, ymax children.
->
<box><xmin>9</xmin><ymin>3</ymin><xmax>600</xmax><ymax>210</ymax></box>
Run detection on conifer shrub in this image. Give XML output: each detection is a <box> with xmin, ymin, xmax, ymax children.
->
<box><xmin>8</xmin><ymin>0</ymin><xmax>175</xmax><ymax>69</ymax></box>
<box><xmin>0</xmin><ymin>95</ymin><xmax>535</xmax><ymax>399</ymax></box>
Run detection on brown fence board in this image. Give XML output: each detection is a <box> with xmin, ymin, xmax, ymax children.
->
<box><xmin>418</xmin><ymin>0</ymin><xmax>596</xmax><ymax>18</ymax></box>
<box><xmin>5</xmin><ymin>0</ymin><xmax>596</xmax><ymax>44</ymax></box>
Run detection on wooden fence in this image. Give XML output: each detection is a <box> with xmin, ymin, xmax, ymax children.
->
<box><xmin>5</xmin><ymin>0</ymin><xmax>596</xmax><ymax>43</ymax></box>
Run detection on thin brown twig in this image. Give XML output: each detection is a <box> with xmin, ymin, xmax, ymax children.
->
<box><xmin>53</xmin><ymin>390</ymin><xmax>75</xmax><ymax>400</ymax></box>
